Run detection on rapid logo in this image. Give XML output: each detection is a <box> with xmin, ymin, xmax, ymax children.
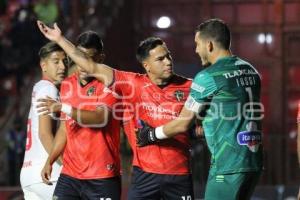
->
<box><xmin>87</xmin><ymin>86</ymin><xmax>95</xmax><ymax>96</ymax></box>
<box><xmin>174</xmin><ymin>90</ymin><xmax>184</xmax><ymax>102</ymax></box>
<box><xmin>237</xmin><ymin>122</ymin><xmax>261</xmax><ymax>152</ymax></box>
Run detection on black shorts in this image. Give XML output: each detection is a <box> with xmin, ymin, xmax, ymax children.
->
<box><xmin>127</xmin><ymin>166</ymin><xmax>194</xmax><ymax>200</ymax></box>
<box><xmin>53</xmin><ymin>173</ymin><xmax>121</xmax><ymax>200</ymax></box>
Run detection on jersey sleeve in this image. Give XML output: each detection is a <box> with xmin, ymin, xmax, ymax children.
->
<box><xmin>35</xmin><ymin>84</ymin><xmax>58</xmax><ymax>100</ymax></box>
<box><xmin>96</xmin><ymin>87</ymin><xmax>118</xmax><ymax>110</ymax></box>
<box><xmin>184</xmin><ymin>71</ymin><xmax>217</xmax><ymax>113</ymax></box>
<box><xmin>112</xmin><ymin>70</ymin><xmax>138</xmax><ymax>98</ymax></box>
<box><xmin>33</xmin><ymin>83</ymin><xmax>59</xmax><ymax>116</ymax></box>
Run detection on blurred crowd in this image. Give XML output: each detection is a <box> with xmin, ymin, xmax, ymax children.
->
<box><xmin>0</xmin><ymin>0</ymin><xmax>124</xmax><ymax>186</ymax></box>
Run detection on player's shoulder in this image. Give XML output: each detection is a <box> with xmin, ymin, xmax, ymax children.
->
<box><xmin>114</xmin><ymin>69</ymin><xmax>146</xmax><ymax>82</ymax></box>
<box><xmin>33</xmin><ymin>80</ymin><xmax>58</xmax><ymax>98</ymax></box>
<box><xmin>34</xmin><ymin>80</ymin><xmax>56</xmax><ymax>91</ymax></box>
<box><xmin>171</xmin><ymin>74</ymin><xmax>192</xmax><ymax>86</ymax></box>
<box><xmin>114</xmin><ymin>69</ymin><xmax>143</xmax><ymax>77</ymax></box>
<box><xmin>62</xmin><ymin>74</ymin><xmax>77</xmax><ymax>83</ymax></box>
<box><xmin>193</xmin><ymin>69</ymin><xmax>210</xmax><ymax>80</ymax></box>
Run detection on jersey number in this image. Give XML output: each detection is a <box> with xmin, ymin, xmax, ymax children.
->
<box><xmin>245</xmin><ymin>87</ymin><xmax>254</xmax><ymax>118</ymax></box>
<box><xmin>26</xmin><ymin>119</ymin><xmax>32</xmax><ymax>151</ymax></box>
<box><xmin>181</xmin><ymin>196</ymin><xmax>192</xmax><ymax>200</ymax></box>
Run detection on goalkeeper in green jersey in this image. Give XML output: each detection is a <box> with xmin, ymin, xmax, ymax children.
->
<box><xmin>137</xmin><ymin>18</ymin><xmax>264</xmax><ymax>200</ymax></box>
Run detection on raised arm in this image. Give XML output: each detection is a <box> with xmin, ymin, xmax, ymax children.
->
<box><xmin>36</xmin><ymin>21</ymin><xmax>114</xmax><ymax>86</ymax></box>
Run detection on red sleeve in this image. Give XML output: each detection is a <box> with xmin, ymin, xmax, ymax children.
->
<box><xmin>96</xmin><ymin>87</ymin><xmax>118</xmax><ymax>110</ymax></box>
<box><xmin>112</xmin><ymin>70</ymin><xmax>140</xmax><ymax>98</ymax></box>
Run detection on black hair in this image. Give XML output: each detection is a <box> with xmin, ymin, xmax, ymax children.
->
<box><xmin>76</xmin><ymin>31</ymin><xmax>104</xmax><ymax>53</ymax></box>
<box><xmin>195</xmin><ymin>18</ymin><xmax>231</xmax><ymax>50</ymax></box>
<box><xmin>38</xmin><ymin>42</ymin><xmax>64</xmax><ymax>60</ymax></box>
<box><xmin>136</xmin><ymin>37</ymin><xmax>164</xmax><ymax>63</ymax></box>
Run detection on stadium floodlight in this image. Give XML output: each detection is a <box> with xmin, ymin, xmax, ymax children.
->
<box><xmin>156</xmin><ymin>16</ymin><xmax>171</xmax><ymax>29</ymax></box>
<box><xmin>265</xmin><ymin>33</ymin><xmax>273</xmax><ymax>44</ymax></box>
<box><xmin>257</xmin><ymin>33</ymin><xmax>273</xmax><ymax>44</ymax></box>
<box><xmin>257</xmin><ymin>33</ymin><xmax>265</xmax><ymax>44</ymax></box>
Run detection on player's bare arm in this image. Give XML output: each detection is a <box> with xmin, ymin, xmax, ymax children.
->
<box><xmin>38</xmin><ymin>115</ymin><xmax>56</xmax><ymax>154</ymax></box>
<box><xmin>41</xmin><ymin>121</ymin><xmax>66</xmax><ymax>185</ymax></box>
<box><xmin>36</xmin><ymin>20</ymin><xmax>114</xmax><ymax>86</ymax></box>
<box><xmin>37</xmin><ymin>97</ymin><xmax>111</xmax><ymax>125</ymax></box>
<box><xmin>37</xmin><ymin>96</ymin><xmax>62</xmax><ymax>115</ymax></box>
<box><xmin>137</xmin><ymin>107</ymin><xmax>195</xmax><ymax>147</ymax></box>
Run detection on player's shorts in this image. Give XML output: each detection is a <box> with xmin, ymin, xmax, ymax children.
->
<box><xmin>127</xmin><ymin>166</ymin><xmax>194</xmax><ymax>200</ymax></box>
<box><xmin>22</xmin><ymin>181</ymin><xmax>57</xmax><ymax>200</ymax></box>
<box><xmin>204</xmin><ymin>170</ymin><xmax>261</xmax><ymax>200</ymax></box>
<box><xmin>53</xmin><ymin>173</ymin><xmax>121</xmax><ymax>200</ymax></box>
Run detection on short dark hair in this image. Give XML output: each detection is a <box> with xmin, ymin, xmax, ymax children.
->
<box><xmin>38</xmin><ymin>42</ymin><xmax>64</xmax><ymax>60</ymax></box>
<box><xmin>76</xmin><ymin>31</ymin><xmax>104</xmax><ymax>53</ymax></box>
<box><xmin>195</xmin><ymin>18</ymin><xmax>231</xmax><ymax>50</ymax></box>
<box><xmin>136</xmin><ymin>37</ymin><xmax>164</xmax><ymax>63</ymax></box>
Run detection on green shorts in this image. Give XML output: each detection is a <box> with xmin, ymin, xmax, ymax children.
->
<box><xmin>204</xmin><ymin>170</ymin><xmax>261</xmax><ymax>200</ymax></box>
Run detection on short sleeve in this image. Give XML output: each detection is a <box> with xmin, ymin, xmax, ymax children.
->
<box><xmin>111</xmin><ymin>70</ymin><xmax>139</xmax><ymax>99</ymax></box>
<box><xmin>35</xmin><ymin>85</ymin><xmax>58</xmax><ymax>100</ymax></box>
<box><xmin>33</xmin><ymin>83</ymin><xmax>59</xmax><ymax>116</ymax></box>
<box><xmin>96</xmin><ymin>87</ymin><xmax>118</xmax><ymax>110</ymax></box>
<box><xmin>184</xmin><ymin>71</ymin><xmax>217</xmax><ymax>113</ymax></box>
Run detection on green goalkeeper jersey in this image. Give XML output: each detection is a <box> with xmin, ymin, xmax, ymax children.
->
<box><xmin>185</xmin><ymin>56</ymin><xmax>263</xmax><ymax>174</ymax></box>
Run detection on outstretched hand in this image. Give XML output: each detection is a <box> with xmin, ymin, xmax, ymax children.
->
<box><xmin>37</xmin><ymin>20</ymin><xmax>62</xmax><ymax>42</ymax></box>
<box><xmin>135</xmin><ymin>120</ymin><xmax>158</xmax><ymax>147</ymax></box>
<box><xmin>36</xmin><ymin>96</ymin><xmax>62</xmax><ymax>115</ymax></box>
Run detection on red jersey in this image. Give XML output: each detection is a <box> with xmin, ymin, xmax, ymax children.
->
<box><xmin>60</xmin><ymin>74</ymin><xmax>120</xmax><ymax>179</ymax></box>
<box><xmin>112</xmin><ymin>70</ymin><xmax>192</xmax><ymax>175</ymax></box>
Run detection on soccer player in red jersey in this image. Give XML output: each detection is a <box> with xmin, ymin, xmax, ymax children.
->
<box><xmin>39</xmin><ymin>31</ymin><xmax>121</xmax><ymax>200</ymax></box>
<box><xmin>37</xmin><ymin>21</ymin><xmax>194</xmax><ymax>199</ymax></box>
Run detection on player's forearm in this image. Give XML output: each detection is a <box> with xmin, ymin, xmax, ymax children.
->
<box><xmin>56</xmin><ymin>36</ymin><xmax>95</xmax><ymax>73</ymax></box>
<box><xmin>39</xmin><ymin>132</ymin><xmax>54</xmax><ymax>155</ymax></box>
<box><xmin>49</xmin><ymin>130</ymin><xmax>66</xmax><ymax>165</ymax></box>
<box><xmin>48</xmin><ymin>147</ymin><xmax>63</xmax><ymax>166</ymax></box>
<box><xmin>160</xmin><ymin>107</ymin><xmax>195</xmax><ymax>138</ymax></box>
<box><xmin>162</xmin><ymin>118</ymin><xmax>193</xmax><ymax>138</ymax></box>
<box><xmin>71</xmin><ymin>108</ymin><xmax>109</xmax><ymax>126</ymax></box>
<box><xmin>56</xmin><ymin>36</ymin><xmax>114</xmax><ymax>86</ymax></box>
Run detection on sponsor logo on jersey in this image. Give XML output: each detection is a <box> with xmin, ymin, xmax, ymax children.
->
<box><xmin>223</xmin><ymin>69</ymin><xmax>257</xmax><ymax>79</ymax></box>
<box><xmin>174</xmin><ymin>90</ymin><xmax>184</xmax><ymax>101</ymax></box>
<box><xmin>87</xmin><ymin>86</ymin><xmax>95</xmax><ymax>96</ymax></box>
<box><xmin>237</xmin><ymin>122</ymin><xmax>261</xmax><ymax>152</ymax></box>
